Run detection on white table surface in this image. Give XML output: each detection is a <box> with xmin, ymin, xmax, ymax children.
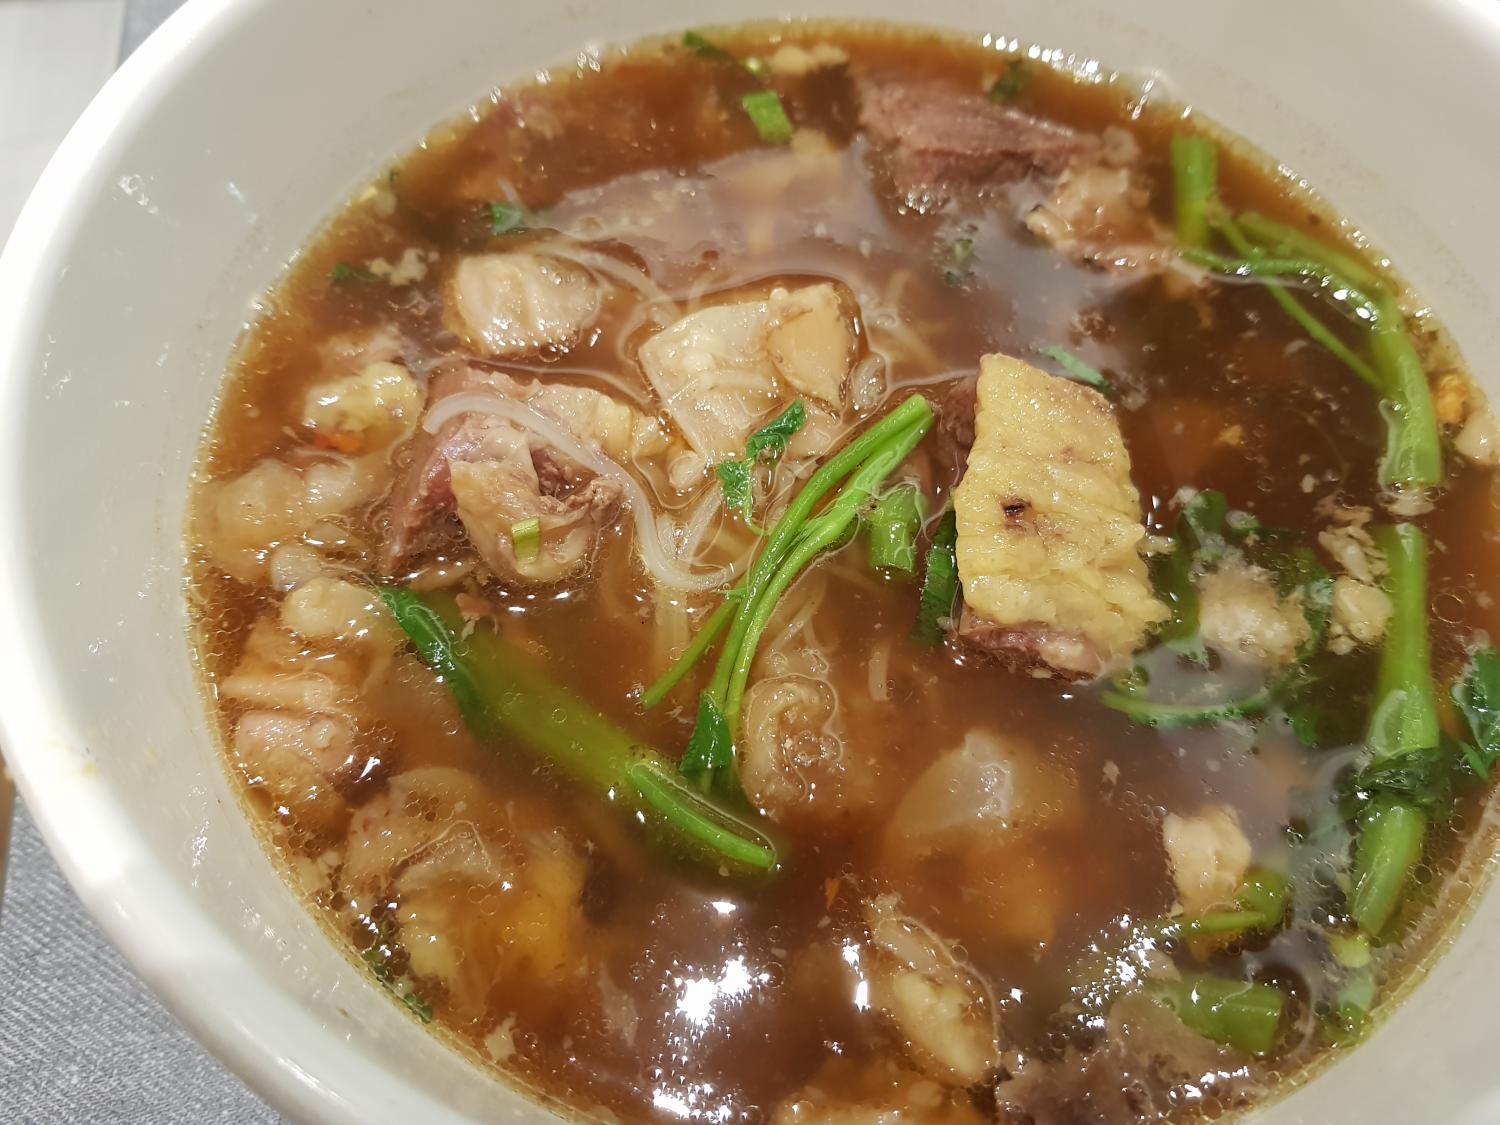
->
<box><xmin>0</xmin><ymin>2</ymin><xmax>282</xmax><ymax>1120</ymax></box>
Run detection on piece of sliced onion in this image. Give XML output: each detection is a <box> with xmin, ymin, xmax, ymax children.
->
<box><xmin>423</xmin><ymin>392</ymin><xmax>734</xmax><ymax>592</ymax></box>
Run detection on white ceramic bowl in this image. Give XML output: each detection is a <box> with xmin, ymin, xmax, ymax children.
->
<box><xmin>3</xmin><ymin>0</ymin><xmax>1500</xmax><ymax>1121</ymax></box>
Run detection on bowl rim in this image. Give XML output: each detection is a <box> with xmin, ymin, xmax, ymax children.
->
<box><xmin>7</xmin><ymin>2</ymin><xmax>1500</xmax><ymax>1122</ymax></box>
<box><xmin>0</xmin><ymin>1</ymin><xmax>386</xmax><ymax>1121</ymax></box>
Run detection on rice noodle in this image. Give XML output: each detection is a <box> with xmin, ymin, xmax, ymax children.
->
<box><xmin>494</xmin><ymin>363</ymin><xmax>655</xmax><ymax>409</ymax></box>
<box><xmin>532</xmin><ymin>239</ymin><xmax>674</xmax><ymax>307</ymax></box>
<box><xmin>761</xmin><ymin>573</ymin><xmax>831</xmax><ymax>676</ymax></box>
<box><xmin>422</xmin><ymin>392</ymin><xmax>733</xmax><ymax>592</ymax></box>
<box><xmin>672</xmin><ymin>489</ymin><xmax>722</xmax><ymax>562</ymax></box>
<box><xmin>868</xmin><ymin>313</ymin><xmax>942</xmax><ymax>372</ymax></box>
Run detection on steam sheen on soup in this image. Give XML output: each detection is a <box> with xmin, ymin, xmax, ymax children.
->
<box><xmin>188</xmin><ymin>23</ymin><xmax>1500</xmax><ymax>1124</ymax></box>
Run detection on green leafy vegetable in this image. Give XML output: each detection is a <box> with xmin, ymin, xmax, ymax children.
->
<box><xmin>669</xmin><ymin>396</ymin><xmax>934</xmax><ymax>793</ymax></box>
<box><xmin>1205</xmin><ymin>210</ymin><xmax>1440</xmax><ymax>492</ymax></box>
<box><xmin>1037</xmin><ymin>345</ymin><xmax>1112</xmax><ymax>395</ymax></box>
<box><xmin>377</xmin><ymin>586</ymin><xmax>779</xmax><ymax>872</ymax></box>
<box><xmin>1327</xmin><ymin>929</ymin><xmax>1372</xmax><ymax>969</ymax></box>
<box><xmin>716</xmin><ymin>401</ymin><xmax>806</xmax><ymax>530</ymax></box>
<box><xmin>330</xmin><ymin>261</ymin><xmax>376</xmax><ymax>284</ymax></box>
<box><xmin>509</xmin><ymin>517</ymin><xmax>541</xmax><ymax>562</ymax></box>
<box><xmin>1236</xmin><ymin>211</ymin><xmax>1383</xmax><ymax>293</ymax></box>
<box><xmin>911</xmin><ymin>508</ymin><xmax>959</xmax><ymax>644</ymax></box>
<box><xmin>741</xmin><ymin>90</ymin><xmax>794</xmax><ymax>144</ymax></box>
<box><xmin>1366</xmin><ymin>524</ymin><xmax>1440</xmax><ymax>760</ymax></box>
<box><xmin>746</xmin><ymin>400</ymin><xmax>807</xmax><ymax>461</ymax></box>
<box><xmin>1152</xmin><ymin>975</ymin><xmax>1285</xmax><ymax>1056</ymax></box>
<box><xmin>1452</xmin><ymin>644</ymin><xmax>1500</xmax><ymax>778</ymax></box>
<box><xmin>485</xmin><ymin>200</ymin><xmax>531</xmax><ymax>236</ymax></box>
<box><xmin>1326</xmin><ymin>971</ymin><xmax>1377</xmax><ymax>1047</ymax></box>
<box><xmin>1070</xmin><ymin>868</ymin><xmax>1287</xmax><ymax>1012</ymax></box>
<box><xmin>643</xmin><ymin>397</ymin><xmax>932</xmax><ymax>717</ymax></box>
<box><xmin>716</xmin><ymin>460</ymin><xmax>758</xmax><ymax>529</ymax></box>
<box><xmin>717</xmin><ymin>409</ymin><xmax>934</xmax><ymax>733</ymax></box>
<box><xmin>1152</xmin><ymin>489</ymin><xmax>1230</xmax><ymax>662</ymax></box>
<box><xmin>1349</xmin><ymin>798</ymin><xmax>1427</xmax><ymax>936</ymax></box>
<box><xmin>402</xmin><ymin>992</ymin><xmax>434</xmax><ymax>1023</ymax></box>
<box><xmin>1370</xmin><ymin>299</ymin><xmax>1442</xmax><ymax>491</ymax></box>
<box><xmin>679</xmin><ymin>694</ymin><xmax>733</xmax><ymax>793</ymax></box>
<box><xmin>867</xmin><ymin>483</ymin><xmax>925</xmax><ymax>574</ymax></box>
<box><xmin>1100</xmin><ymin>680</ymin><xmax>1275</xmax><ymax>728</ymax></box>
<box><xmin>682</xmin><ymin>30</ymin><xmax>738</xmax><ymax>63</ymax></box>
<box><xmin>1180</xmin><ymin>248</ymin><xmax>1383</xmax><ymax>322</ymax></box>
<box><xmin>1108</xmin><ymin>490</ymin><xmax>1333</xmax><ymax>728</ymax></box>
<box><xmin>1346</xmin><ymin>523</ymin><xmax>1439</xmax><ymax>935</ymax></box>
<box><xmin>987</xmin><ymin>59</ymin><xmax>1032</xmax><ymax>101</ymax></box>
<box><xmin>1211</xmin><ymin>211</ymin><xmax>1382</xmax><ymax>389</ymax></box>
<box><xmin>1341</xmin><ymin>740</ymin><xmax>1454</xmax><ymax>818</ymax></box>
<box><xmin>361</xmin><ymin>918</ymin><xmax>433</xmax><ymax>1022</ymax></box>
<box><xmin>639</xmin><ymin>601</ymin><xmax>736</xmax><ymax>710</ymax></box>
<box><xmin>1170</xmin><ymin>134</ymin><xmax>1217</xmax><ymax>250</ymax></box>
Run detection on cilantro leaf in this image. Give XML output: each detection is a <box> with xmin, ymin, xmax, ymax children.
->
<box><xmin>485</xmin><ymin>200</ymin><xmax>532</xmax><ymax>236</ymax></box>
<box><xmin>745</xmin><ymin>400</ymin><xmax>807</xmax><ymax>461</ymax></box>
<box><xmin>401</xmin><ymin>991</ymin><xmax>433</xmax><ymax>1022</ymax></box>
<box><xmin>988</xmin><ymin>59</ymin><xmax>1033</xmax><ymax>102</ymax></box>
<box><xmin>716</xmin><ymin>459</ymin><xmax>758</xmax><ymax>529</ymax></box>
<box><xmin>1152</xmin><ymin>489</ymin><xmax>1230</xmax><ymax>662</ymax></box>
<box><xmin>1037</xmin><ymin>345</ymin><xmax>1113</xmax><ymax>395</ymax></box>
<box><xmin>330</xmin><ymin>261</ymin><xmax>376</xmax><ymax>284</ymax></box>
<box><xmin>1452</xmin><ymin>644</ymin><xmax>1500</xmax><ymax>778</ymax></box>
<box><xmin>683</xmin><ymin>30</ymin><xmax>738</xmax><ymax>64</ymax></box>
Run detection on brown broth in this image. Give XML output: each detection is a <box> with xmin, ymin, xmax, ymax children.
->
<box><xmin>188</xmin><ymin>21</ymin><xmax>1500</xmax><ymax>1124</ymax></box>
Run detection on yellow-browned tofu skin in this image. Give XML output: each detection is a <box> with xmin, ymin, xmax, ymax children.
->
<box><xmin>952</xmin><ymin>353</ymin><xmax>1166</xmax><ymax>678</ymax></box>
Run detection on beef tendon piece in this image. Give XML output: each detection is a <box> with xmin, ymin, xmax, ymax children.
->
<box><xmin>951</xmin><ymin>353</ymin><xmax>1165</xmax><ymax>679</ymax></box>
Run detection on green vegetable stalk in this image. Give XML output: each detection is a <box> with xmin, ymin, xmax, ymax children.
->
<box><xmin>1152</xmin><ymin>975</ymin><xmax>1285</xmax><ymax>1056</ymax></box>
<box><xmin>867</xmin><ymin>482</ymin><xmax>925</xmax><ymax>574</ymax></box>
<box><xmin>911</xmin><ymin>509</ymin><xmax>959</xmax><ymax>645</ymax></box>
<box><xmin>1348</xmin><ymin>523</ymin><xmax>1439</xmax><ymax>935</ymax></box>
<box><xmin>645</xmin><ymin>394</ymin><xmax>933</xmax><ymax>709</ymax></box>
<box><xmin>644</xmin><ymin>395</ymin><xmax>934</xmax><ymax>797</ymax></box>
<box><xmin>1235</xmin><ymin>210</ymin><xmax>1383</xmax><ymax>293</ymax></box>
<box><xmin>1171</xmin><ymin>134</ymin><xmax>1217</xmax><ymax>250</ymax></box>
<box><xmin>1071</xmin><ymin>868</ymin><xmax>1288</xmax><ymax>1010</ymax></box>
<box><xmin>1210</xmin><ymin>210</ymin><xmax>1382</xmax><ymax>390</ymax></box>
<box><xmin>377</xmin><ymin>587</ymin><xmax>779</xmax><ymax>873</ymax></box>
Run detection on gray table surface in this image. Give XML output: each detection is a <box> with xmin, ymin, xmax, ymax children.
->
<box><xmin>1</xmin><ymin>1</ymin><xmax>283</xmax><ymax>1120</ymax></box>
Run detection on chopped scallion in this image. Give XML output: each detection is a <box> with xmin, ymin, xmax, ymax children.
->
<box><xmin>510</xmin><ymin>517</ymin><xmax>541</xmax><ymax>561</ymax></box>
<box><xmin>987</xmin><ymin>59</ymin><xmax>1032</xmax><ymax>101</ymax></box>
<box><xmin>741</xmin><ymin>90</ymin><xmax>794</xmax><ymax>144</ymax></box>
<box><xmin>1037</xmin><ymin>345</ymin><xmax>1113</xmax><ymax>395</ymax></box>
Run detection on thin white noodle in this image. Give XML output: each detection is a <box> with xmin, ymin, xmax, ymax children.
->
<box><xmin>498</xmin><ymin>363</ymin><xmax>655</xmax><ymax>408</ymax></box>
<box><xmin>763</xmin><ymin>575</ymin><xmax>829</xmax><ymax>660</ymax></box>
<box><xmin>673</xmin><ymin>488</ymin><xmax>722</xmax><ymax>562</ymax></box>
<box><xmin>868</xmin><ymin>315</ymin><xmax>943</xmax><ymax>372</ymax></box>
<box><xmin>422</xmin><ymin>392</ymin><xmax>733</xmax><ymax>592</ymax></box>
<box><xmin>532</xmin><ymin>240</ymin><xmax>674</xmax><ymax>307</ymax></box>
